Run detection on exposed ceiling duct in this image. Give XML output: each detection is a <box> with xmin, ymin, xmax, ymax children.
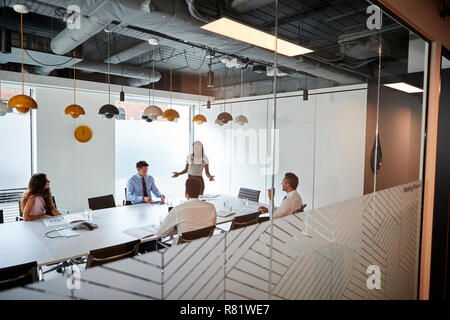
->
<box><xmin>2</xmin><ymin>1</ymin><xmax>161</xmax><ymax>86</ymax></box>
<box><xmin>31</xmin><ymin>0</ymin><xmax>363</xmax><ymax>85</ymax></box>
<box><xmin>105</xmin><ymin>41</ymin><xmax>153</xmax><ymax>64</ymax></box>
<box><xmin>75</xmin><ymin>60</ymin><xmax>161</xmax><ymax>84</ymax></box>
<box><xmin>1</xmin><ymin>0</ymin><xmax>368</xmax><ymax>89</ymax></box>
<box><xmin>227</xmin><ymin>0</ymin><xmax>276</xmax><ymax>14</ymax></box>
<box><xmin>0</xmin><ymin>43</ymin><xmax>160</xmax><ymax>85</ymax></box>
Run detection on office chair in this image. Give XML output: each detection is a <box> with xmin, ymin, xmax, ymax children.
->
<box><xmin>86</xmin><ymin>240</ymin><xmax>140</xmax><ymax>268</ymax></box>
<box><xmin>258</xmin><ymin>216</ymin><xmax>270</xmax><ymax>224</ymax></box>
<box><xmin>177</xmin><ymin>225</ymin><xmax>216</xmax><ymax>245</ymax></box>
<box><xmin>88</xmin><ymin>194</ymin><xmax>116</xmax><ymax>211</ymax></box>
<box><xmin>0</xmin><ymin>261</ymin><xmax>38</xmax><ymax>291</ymax></box>
<box><xmin>237</xmin><ymin>188</ymin><xmax>261</xmax><ymax>203</ymax></box>
<box><xmin>230</xmin><ymin>212</ymin><xmax>260</xmax><ymax>231</ymax></box>
<box><xmin>293</xmin><ymin>204</ymin><xmax>307</xmax><ymax>214</ymax></box>
<box><xmin>122</xmin><ymin>188</ymin><xmax>132</xmax><ymax>206</ymax></box>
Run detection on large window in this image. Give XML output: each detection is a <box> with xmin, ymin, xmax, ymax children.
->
<box><xmin>115</xmin><ymin>100</ymin><xmax>191</xmax><ymax>205</ymax></box>
<box><xmin>0</xmin><ymin>86</ymin><xmax>33</xmax><ymax>189</ymax></box>
<box><xmin>0</xmin><ymin>85</ymin><xmax>33</xmax><ymax>222</ymax></box>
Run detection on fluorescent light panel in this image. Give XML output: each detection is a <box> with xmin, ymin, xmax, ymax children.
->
<box><xmin>201</xmin><ymin>17</ymin><xmax>313</xmax><ymax>57</ymax></box>
<box><xmin>384</xmin><ymin>82</ymin><xmax>424</xmax><ymax>93</ymax></box>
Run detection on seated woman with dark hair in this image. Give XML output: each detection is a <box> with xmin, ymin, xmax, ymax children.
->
<box><xmin>21</xmin><ymin>173</ymin><xmax>61</xmax><ymax>221</ymax></box>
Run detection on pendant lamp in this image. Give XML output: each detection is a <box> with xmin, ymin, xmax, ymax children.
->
<box><xmin>162</xmin><ymin>48</ymin><xmax>180</xmax><ymax>122</ymax></box>
<box><xmin>192</xmin><ymin>56</ymin><xmax>207</xmax><ymax>125</ymax></box>
<box><xmin>99</xmin><ymin>27</ymin><xmax>119</xmax><ymax>119</ymax></box>
<box><xmin>143</xmin><ymin>47</ymin><xmax>162</xmax><ymax>121</ymax></box>
<box><xmin>216</xmin><ymin>68</ymin><xmax>232</xmax><ymax>124</ymax></box>
<box><xmin>64</xmin><ymin>49</ymin><xmax>85</xmax><ymax>118</ymax></box>
<box><xmin>8</xmin><ymin>6</ymin><xmax>38</xmax><ymax>113</ymax></box>
<box><xmin>234</xmin><ymin>70</ymin><xmax>248</xmax><ymax>125</ymax></box>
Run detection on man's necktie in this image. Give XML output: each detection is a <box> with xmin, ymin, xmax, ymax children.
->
<box><xmin>283</xmin><ymin>195</ymin><xmax>287</xmax><ymax>201</ymax></box>
<box><xmin>142</xmin><ymin>177</ymin><xmax>148</xmax><ymax>197</ymax></box>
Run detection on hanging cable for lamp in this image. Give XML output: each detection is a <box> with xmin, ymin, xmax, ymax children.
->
<box><xmin>8</xmin><ymin>7</ymin><xmax>38</xmax><ymax>113</ymax></box>
<box><xmin>8</xmin><ymin>9</ymin><xmax>72</xmax><ymax>67</ymax></box>
<box><xmin>170</xmin><ymin>48</ymin><xmax>173</xmax><ymax>108</ymax></box>
<box><xmin>73</xmin><ymin>49</ymin><xmax>76</xmax><ymax>104</ymax></box>
<box><xmin>184</xmin><ymin>49</ymin><xmax>206</xmax><ymax>71</ymax></box>
<box><xmin>108</xmin><ymin>30</ymin><xmax>110</xmax><ymax>104</ymax></box>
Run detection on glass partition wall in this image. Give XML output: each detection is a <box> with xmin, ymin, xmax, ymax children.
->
<box><xmin>267</xmin><ymin>0</ymin><xmax>428</xmax><ymax>300</ymax></box>
<box><xmin>184</xmin><ymin>0</ymin><xmax>429</xmax><ymax>300</ymax></box>
<box><xmin>0</xmin><ymin>0</ymin><xmax>429</xmax><ymax>301</ymax></box>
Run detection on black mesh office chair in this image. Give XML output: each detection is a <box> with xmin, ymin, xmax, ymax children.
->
<box><xmin>86</xmin><ymin>240</ymin><xmax>140</xmax><ymax>269</ymax></box>
<box><xmin>123</xmin><ymin>188</ymin><xmax>132</xmax><ymax>206</ymax></box>
<box><xmin>237</xmin><ymin>188</ymin><xmax>261</xmax><ymax>203</ymax></box>
<box><xmin>0</xmin><ymin>261</ymin><xmax>38</xmax><ymax>291</ymax></box>
<box><xmin>177</xmin><ymin>225</ymin><xmax>216</xmax><ymax>245</ymax></box>
<box><xmin>293</xmin><ymin>204</ymin><xmax>307</xmax><ymax>214</ymax></box>
<box><xmin>258</xmin><ymin>216</ymin><xmax>270</xmax><ymax>223</ymax></box>
<box><xmin>230</xmin><ymin>212</ymin><xmax>260</xmax><ymax>231</ymax></box>
<box><xmin>88</xmin><ymin>194</ymin><xmax>116</xmax><ymax>211</ymax></box>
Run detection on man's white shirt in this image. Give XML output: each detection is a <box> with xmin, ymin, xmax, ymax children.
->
<box><xmin>157</xmin><ymin>198</ymin><xmax>217</xmax><ymax>238</ymax></box>
<box><xmin>272</xmin><ymin>190</ymin><xmax>303</xmax><ymax>219</ymax></box>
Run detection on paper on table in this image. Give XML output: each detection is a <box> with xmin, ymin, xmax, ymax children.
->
<box><xmin>58</xmin><ymin>228</ymin><xmax>80</xmax><ymax>238</ymax></box>
<box><xmin>123</xmin><ymin>224</ymin><xmax>159</xmax><ymax>239</ymax></box>
<box><xmin>43</xmin><ymin>214</ymin><xmax>86</xmax><ymax>227</ymax></box>
<box><xmin>241</xmin><ymin>207</ymin><xmax>260</xmax><ymax>214</ymax></box>
<box><xmin>217</xmin><ymin>210</ymin><xmax>236</xmax><ymax>218</ymax></box>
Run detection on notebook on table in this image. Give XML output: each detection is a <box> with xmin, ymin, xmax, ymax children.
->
<box><xmin>123</xmin><ymin>224</ymin><xmax>159</xmax><ymax>239</ymax></box>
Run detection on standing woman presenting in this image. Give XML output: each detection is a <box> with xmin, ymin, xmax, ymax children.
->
<box><xmin>172</xmin><ymin>141</ymin><xmax>214</xmax><ymax>195</ymax></box>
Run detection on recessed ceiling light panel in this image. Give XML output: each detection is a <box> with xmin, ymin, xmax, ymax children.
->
<box><xmin>201</xmin><ymin>17</ymin><xmax>313</xmax><ymax>57</ymax></box>
<box><xmin>384</xmin><ymin>82</ymin><xmax>424</xmax><ymax>93</ymax></box>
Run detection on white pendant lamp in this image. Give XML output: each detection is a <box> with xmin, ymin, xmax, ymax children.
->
<box><xmin>143</xmin><ymin>47</ymin><xmax>163</xmax><ymax>121</ymax></box>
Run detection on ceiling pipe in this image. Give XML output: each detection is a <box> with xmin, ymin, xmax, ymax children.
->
<box><xmin>13</xmin><ymin>0</ymin><xmax>364</xmax><ymax>84</ymax></box>
<box><xmin>227</xmin><ymin>0</ymin><xmax>275</xmax><ymax>14</ymax></box>
<box><xmin>75</xmin><ymin>60</ymin><xmax>161</xmax><ymax>83</ymax></box>
<box><xmin>105</xmin><ymin>41</ymin><xmax>153</xmax><ymax>64</ymax></box>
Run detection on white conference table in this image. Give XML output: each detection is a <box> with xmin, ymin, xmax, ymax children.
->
<box><xmin>0</xmin><ymin>194</ymin><xmax>266</xmax><ymax>269</ymax></box>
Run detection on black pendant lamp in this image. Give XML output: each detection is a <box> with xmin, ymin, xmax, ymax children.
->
<box><xmin>99</xmin><ymin>27</ymin><xmax>119</xmax><ymax>119</ymax></box>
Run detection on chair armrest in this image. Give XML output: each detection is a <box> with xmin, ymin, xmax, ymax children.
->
<box><xmin>157</xmin><ymin>241</ymin><xmax>171</xmax><ymax>249</ymax></box>
<box><xmin>157</xmin><ymin>235</ymin><xmax>174</xmax><ymax>249</ymax></box>
<box><xmin>214</xmin><ymin>226</ymin><xmax>227</xmax><ymax>234</ymax></box>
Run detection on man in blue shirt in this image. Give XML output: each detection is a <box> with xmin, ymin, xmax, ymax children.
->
<box><xmin>126</xmin><ymin>161</ymin><xmax>165</xmax><ymax>204</ymax></box>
